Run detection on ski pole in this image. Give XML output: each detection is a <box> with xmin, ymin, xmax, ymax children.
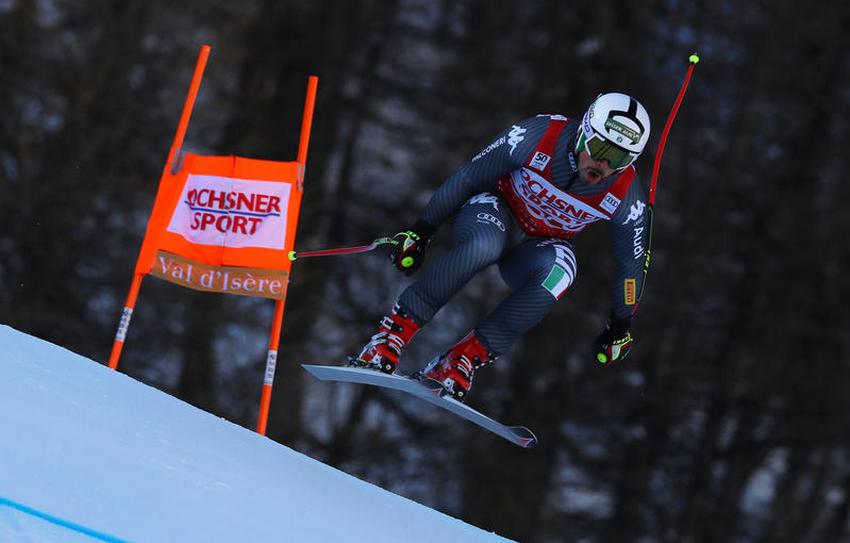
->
<box><xmin>634</xmin><ymin>52</ymin><xmax>699</xmax><ymax>309</ymax></box>
<box><xmin>288</xmin><ymin>237</ymin><xmax>396</xmax><ymax>261</ymax></box>
<box><xmin>648</xmin><ymin>53</ymin><xmax>699</xmax><ymax>207</ymax></box>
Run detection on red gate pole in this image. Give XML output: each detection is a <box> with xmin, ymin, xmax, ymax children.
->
<box><xmin>256</xmin><ymin>76</ymin><xmax>319</xmax><ymax>435</ymax></box>
<box><xmin>107</xmin><ymin>44</ymin><xmax>211</xmax><ymax>371</ymax></box>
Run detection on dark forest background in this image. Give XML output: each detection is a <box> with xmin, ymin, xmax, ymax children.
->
<box><xmin>3</xmin><ymin>1</ymin><xmax>850</xmax><ymax>541</ymax></box>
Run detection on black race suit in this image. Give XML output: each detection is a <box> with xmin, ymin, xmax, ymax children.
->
<box><xmin>399</xmin><ymin>115</ymin><xmax>649</xmax><ymax>355</ymax></box>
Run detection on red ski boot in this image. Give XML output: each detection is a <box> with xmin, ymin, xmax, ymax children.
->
<box><xmin>419</xmin><ymin>332</ymin><xmax>495</xmax><ymax>402</ymax></box>
<box><xmin>349</xmin><ymin>303</ymin><xmax>421</xmax><ymax>374</ymax></box>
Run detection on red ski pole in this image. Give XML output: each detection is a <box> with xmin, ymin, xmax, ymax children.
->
<box><xmin>648</xmin><ymin>53</ymin><xmax>700</xmax><ymax>207</ymax></box>
<box><xmin>288</xmin><ymin>237</ymin><xmax>396</xmax><ymax>261</ymax></box>
<box><xmin>634</xmin><ymin>52</ymin><xmax>699</xmax><ymax>309</ymax></box>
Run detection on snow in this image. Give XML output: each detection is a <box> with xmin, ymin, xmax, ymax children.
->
<box><xmin>0</xmin><ymin>325</ymin><xmax>514</xmax><ymax>542</ymax></box>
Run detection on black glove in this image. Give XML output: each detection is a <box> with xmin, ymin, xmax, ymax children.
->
<box><xmin>594</xmin><ymin>315</ymin><xmax>634</xmax><ymax>364</ymax></box>
<box><xmin>389</xmin><ymin>220</ymin><xmax>435</xmax><ymax>275</ymax></box>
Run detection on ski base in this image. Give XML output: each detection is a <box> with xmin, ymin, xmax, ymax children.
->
<box><xmin>302</xmin><ymin>364</ymin><xmax>537</xmax><ymax>449</ymax></box>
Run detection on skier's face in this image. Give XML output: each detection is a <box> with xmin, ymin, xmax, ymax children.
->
<box><xmin>577</xmin><ymin>149</ymin><xmax>617</xmax><ymax>184</ymax></box>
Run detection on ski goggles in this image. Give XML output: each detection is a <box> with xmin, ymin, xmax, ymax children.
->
<box><xmin>576</xmin><ymin>128</ymin><xmax>638</xmax><ymax>170</ymax></box>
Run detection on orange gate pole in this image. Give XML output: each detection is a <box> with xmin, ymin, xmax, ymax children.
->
<box><xmin>107</xmin><ymin>273</ymin><xmax>144</xmax><ymax>369</ymax></box>
<box><xmin>167</xmin><ymin>44</ymin><xmax>211</xmax><ymax>173</ymax></box>
<box><xmin>256</xmin><ymin>75</ymin><xmax>318</xmax><ymax>435</ymax></box>
<box><xmin>257</xmin><ymin>301</ymin><xmax>286</xmax><ymax>436</ymax></box>
<box><xmin>296</xmin><ymin>76</ymin><xmax>319</xmax><ymax>164</ymax></box>
<box><xmin>107</xmin><ymin>44</ymin><xmax>211</xmax><ymax>371</ymax></box>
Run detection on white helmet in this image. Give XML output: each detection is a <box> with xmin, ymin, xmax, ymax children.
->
<box><xmin>576</xmin><ymin>92</ymin><xmax>651</xmax><ymax>169</ymax></box>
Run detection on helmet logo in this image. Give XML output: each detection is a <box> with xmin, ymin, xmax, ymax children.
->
<box><xmin>604</xmin><ymin>118</ymin><xmax>640</xmax><ymax>144</ymax></box>
<box><xmin>582</xmin><ymin>107</ymin><xmax>595</xmax><ymax>137</ymax></box>
<box><xmin>605</xmin><ymin>98</ymin><xmax>645</xmax><ymax>145</ymax></box>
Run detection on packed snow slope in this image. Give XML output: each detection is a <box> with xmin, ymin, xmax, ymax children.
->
<box><xmin>0</xmin><ymin>325</ymin><xmax>513</xmax><ymax>542</ymax></box>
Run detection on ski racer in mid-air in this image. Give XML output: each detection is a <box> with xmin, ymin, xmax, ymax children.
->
<box><xmin>349</xmin><ymin>92</ymin><xmax>652</xmax><ymax>402</ymax></box>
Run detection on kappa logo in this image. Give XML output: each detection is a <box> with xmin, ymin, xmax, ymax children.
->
<box><xmin>529</xmin><ymin>151</ymin><xmax>551</xmax><ymax>171</ymax></box>
<box><xmin>508</xmin><ymin>125</ymin><xmax>527</xmax><ymax>155</ymax></box>
<box><xmin>467</xmin><ymin>193</ymin><xmax>500</xmax><ymax>211</ymax></box>
<box><xmin>622</xmin><ymin>200</ymin><xmax>646</xmax><ymax>224</ymax></box>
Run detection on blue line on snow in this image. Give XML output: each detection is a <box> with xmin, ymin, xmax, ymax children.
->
<box><xmin>0</xmin><ymin>496</ymin><xmax>127</xmax><ymax>543</ymax></box>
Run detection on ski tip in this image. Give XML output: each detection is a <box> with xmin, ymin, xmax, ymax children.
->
<box><xmin>301</xmin><ymin>364</ymin><xmax>348</xmax><ymax>381</ymax></box>
<box><xmin>509</xmin><ymin>426</ymin><xmax>538</xmax><ymax>449</ymax></box>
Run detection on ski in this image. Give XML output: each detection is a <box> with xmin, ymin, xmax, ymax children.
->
<box><xmin>301</xmin><ymin>364</ymin><xmax>537</xmax><ymax>449</ymax></box>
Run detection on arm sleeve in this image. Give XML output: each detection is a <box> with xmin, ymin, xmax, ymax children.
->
<box><xmin>419</xmin><ymin>116</ymin><xmax>549</xmax><ymax>228</ymax></box>
<box><xmin>608</xmin><ymin>176</ymin><xmax>650</xmax><ymax>321</ymax></box>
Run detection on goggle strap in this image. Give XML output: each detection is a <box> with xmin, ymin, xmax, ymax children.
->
<box><xmin>575</xmin><ymin>130</ymin><xmax>587</xmax><ymax>155</ymax></box>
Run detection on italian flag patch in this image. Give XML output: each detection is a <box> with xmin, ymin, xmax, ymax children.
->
<box><xmin>542</xmin><ymin>265</ymin><xmax>572</xmax><ymax>299</ymax></box>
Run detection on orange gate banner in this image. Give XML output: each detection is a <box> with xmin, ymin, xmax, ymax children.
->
<box><xmin>135</xmin><ymin>153</ymin><xmax>304</xmax><ymax>300</ymax></box>
<box><xmin>108</xmin><ymin>43</ymin><xmax>318</xmax><ymax>437</ymax></box>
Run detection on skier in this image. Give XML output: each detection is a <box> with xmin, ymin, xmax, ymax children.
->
<box><xmin>349</xmin><ymin>92</ymin><xmax>652</xmax><ymax>402</ymax></box>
